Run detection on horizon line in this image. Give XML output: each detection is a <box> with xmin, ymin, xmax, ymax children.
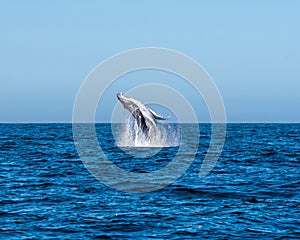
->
<box><xmin>0</xmin><ymin>121</ymin><xmax>299</xmax><ymax>124</ymax></box>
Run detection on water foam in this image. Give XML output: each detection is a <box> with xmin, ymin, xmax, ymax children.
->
<box><xmin>115</xmin><ymin>117</ymin><xmax>181</xmax><ymax>148</ymax></box>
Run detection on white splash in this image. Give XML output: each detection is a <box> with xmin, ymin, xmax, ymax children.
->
<box><xmin>115</xmin><ymin>117</ymin><xmax>181</xmax><ymax>148</ymax></box>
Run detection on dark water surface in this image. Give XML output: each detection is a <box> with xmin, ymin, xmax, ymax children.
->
<box><xmin>0</xmin><ymin>123</ymin><xmax>299</xmax><ymax>239</ymax></box>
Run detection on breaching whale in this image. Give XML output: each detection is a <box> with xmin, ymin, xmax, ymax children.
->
<box><xmin>117</xmin><ymin>93</ymin><xmax>168</xmax><ymax>139</ymax></box>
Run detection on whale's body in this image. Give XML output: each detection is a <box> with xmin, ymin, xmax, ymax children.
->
<box><xmin>117</xmin><ymin>93</ymin><xmax>168</xmax><ymax>139</ymax></box>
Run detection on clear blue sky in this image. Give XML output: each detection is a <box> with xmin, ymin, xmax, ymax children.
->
<box><xmin>1</xmin><ymin>0</ymin><xmax>299</xmax><ymax>122</ymax></box>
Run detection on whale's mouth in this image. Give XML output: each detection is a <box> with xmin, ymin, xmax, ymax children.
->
<box><xmin>117</xmin><ymin>93</ymin><xmax>122</xmax><ymax>101</ymax></box>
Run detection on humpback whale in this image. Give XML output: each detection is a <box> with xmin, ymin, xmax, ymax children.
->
<box><xmin>117</xmin><ymin>93</ymin><xmax>168</xmax><ymax>139</ymax></box>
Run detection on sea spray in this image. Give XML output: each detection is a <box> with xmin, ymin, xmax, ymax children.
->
<box><xmin>114</xmin><ymin>117</ymin><xmax>181</xmax><ymax>148</ymax></box>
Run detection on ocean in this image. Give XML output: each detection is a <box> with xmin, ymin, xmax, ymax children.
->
<box><xmin>0</xmin><ymin>123</ymin><xmax>299</xmax><ymax>239</ymax></box>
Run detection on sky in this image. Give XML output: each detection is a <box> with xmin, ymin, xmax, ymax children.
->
<box><xmin>0</xmin><ymin>0</ymin><xmax>299</xmax><ymax>122</ymax></box>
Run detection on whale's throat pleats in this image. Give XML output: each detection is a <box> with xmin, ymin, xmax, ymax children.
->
<box><xmin>132</xmin><ymin>109</ymin><xmax>140</xmax><ymax>119</ymax></box>
<box><xmin>136</xmin><ymin>111</ymin><xmax>149</xmax><ymax>137</ymax></box>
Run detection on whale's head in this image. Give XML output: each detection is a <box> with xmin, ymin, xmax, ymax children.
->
<box><xmin>117</xmin><ymin>93</ymin><xmax>139</xmax><ymax>116</ymax></box>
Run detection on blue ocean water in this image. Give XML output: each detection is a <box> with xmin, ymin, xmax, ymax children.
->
<box><xmin>0</xmin><ymin>123</ymin><xmax>299</xmax><ymax>239</ymax></box>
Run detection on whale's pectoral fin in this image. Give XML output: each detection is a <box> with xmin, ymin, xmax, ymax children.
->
<box><xmin>148</xmin><ymin>108</ymin><xmax>169</xmax><ymax>120</ymax></box>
